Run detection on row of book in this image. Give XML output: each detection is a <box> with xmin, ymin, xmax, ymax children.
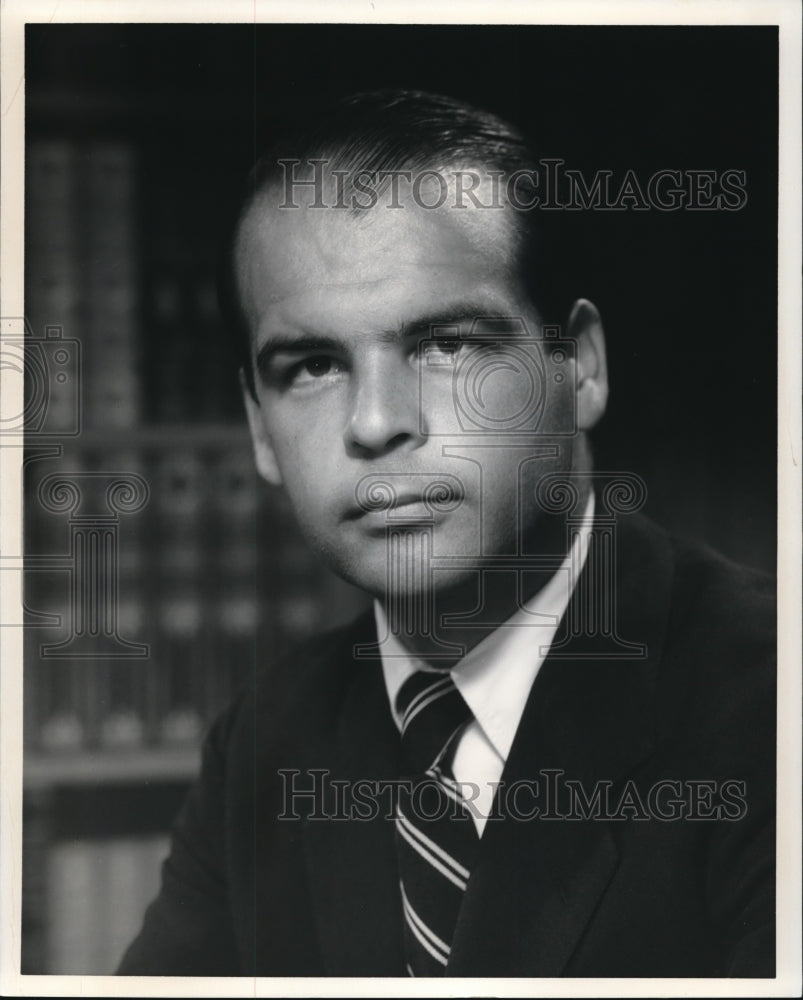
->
<box><xmin>26</xmin><ymin>139</ymin><xmax>140</xmax><ymax>430</ymax></box>
<box><xmin>23</xmin><ymin>436</ymin><xmax>366</xmax><ymax>756</ymax></box>
<box><xmin>45</xmin><ymin>834</ymin><xmax>168</xmax><ymax>974</ymax></box>
<box><xmin>25</xmin><ymin>137</ymin><xmax>243</xmax><ymax>431</ymax></box>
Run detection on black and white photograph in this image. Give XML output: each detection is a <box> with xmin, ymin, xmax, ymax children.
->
<box><xmin>0</xmin><ymin>1</ymin><xmax>800</xmax><ymax>995</ymax></box>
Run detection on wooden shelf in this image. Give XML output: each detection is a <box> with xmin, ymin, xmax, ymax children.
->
<box><xmin>60</xmin><ymin>422</ymin><xmax>252</xmax><ymax>450</ymax></box>
<box><xmin>24</xmin><ymin>746</ymin><xmax>200</xmax><ymax>789</ymax></box>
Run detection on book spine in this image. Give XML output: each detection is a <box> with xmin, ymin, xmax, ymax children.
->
<box><xmin>83</xmin><ymin>142</ymin><xmax>140</xmax><ymax>430</ymax></box>
<box><xmin>25</xmin><ymin>139</ymin><xmax>83</xmax><ymax>432</ymax></box>
<box><xmin>21</xmin><ymin>789</ymin><xmax>51</xmax><ymax>973</ymax></box>
<box><xmin>153</xmin><ymin>450</ymin><xmax>207</xmax><ymax>744</ymax></box>
<box><xmin>208</xmin><ymin>445</ymin><xmax>260</xmax><ymax>712</ymax></box>
<box><xmin>46</xmin><ymin>838</ymin><xmax>96</xmax><ymax>973</ymax></box>
<box><xmin>99</xmin><ymin>445</ymin><xmax>150</xmax><ymax>749</ymax></box>
<box><xmin>33</xmin><ymin>449</ymin><xmax>87</xmax><ymax>752</ymax></box>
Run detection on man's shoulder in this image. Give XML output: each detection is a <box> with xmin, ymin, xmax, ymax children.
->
<box><xmin>624</xmin><ymin>514</ymin><xmax>776</xmax><ymax>742</ymax></box>
<box><xmin>208</xmin><ymin>608</ymin><xmax>377</xmax><ymax>757</ymax></box>
<box><xmin>258</xmin><ymin>609</ymin><xmax>376</xmax><ymax>711</ymax></box>
<box><xmin>659</xmin><ymin>517</ymin><xmax>775</xmax><ymax>650</ymax></box>
<box><xmin>622</xmin><ymin>511</ymin><xmax>775</xmax><ymax>638</ymax></box>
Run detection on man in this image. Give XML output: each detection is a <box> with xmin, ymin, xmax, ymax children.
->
<box><xmin>118</xmin><ymin>91</ymin><xmax>775</xmax><ymax>978</ymax></box>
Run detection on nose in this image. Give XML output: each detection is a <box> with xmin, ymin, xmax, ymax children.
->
<box><xmin>345</xmin><ymin>352</ymin><xmax>426</xmax><ymax>457</ymax></box>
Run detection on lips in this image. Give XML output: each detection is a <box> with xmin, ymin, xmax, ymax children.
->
<box><xmin>344</xmin><ymin>491</ymin><xmax>427</xmax><ymax>520</ymax></box>
<box><xmin>383</xmin><ymin>497</ymin><xmax>433</xmax><ymax>519</ymax></box>
<box><xmin>346</xmin><ymin>477</ymin><xmax>465</xmax><ymax>522</ymax></box>
<box><xmin>383</xmin><ymin>491</ymin><xmax>426</xmax><ymax>511</ymax></box>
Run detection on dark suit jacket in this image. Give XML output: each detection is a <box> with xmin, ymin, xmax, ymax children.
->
<box><xmin>118</xmin><ymin>513</ymin><xmax>776</xmax><ymax>977</ymax></box>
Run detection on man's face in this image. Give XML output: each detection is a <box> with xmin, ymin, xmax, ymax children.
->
<box><xmin>237</xmin><ymin>180</ymin><xmax>579</xmax><ymax>599</ymax></box>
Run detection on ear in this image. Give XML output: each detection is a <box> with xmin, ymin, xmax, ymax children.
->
<box><xmin>240</xmin><ymin>368</ymin><xmax>284</xmax><ymax>486</ymax></box>
<box><xmin>567</xmin><ymin>298</ymin><xmax>609</xmax><ymax>431</ymax></box>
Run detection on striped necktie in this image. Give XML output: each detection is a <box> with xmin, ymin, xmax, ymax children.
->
<box><xmin>394</xmin><ymin>670</ymin><xmax>479</xmax><ymax>976</ymax></box>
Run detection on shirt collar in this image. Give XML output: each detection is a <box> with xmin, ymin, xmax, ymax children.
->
<box><xmin>376</xmin><ymin>492</ymin><xmax>595</xmax><ymax>762</ymax></box>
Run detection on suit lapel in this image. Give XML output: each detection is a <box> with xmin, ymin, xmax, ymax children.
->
<box><xmin>301</xmin><ymin>620</ymin><xmax>406</xmax><ymax>976</ymax></box>
<box><xmin>448</xmin><ymin>514</ymin><xmax>674</xmax><ymax>976</ymax></box>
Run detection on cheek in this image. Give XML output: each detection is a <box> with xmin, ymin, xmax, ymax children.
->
<box><xmin>270</xmin><ymin>431</ymin><xmax>346</xmax><ymax>537</ymax></box>
<box><xmin>418</xmin><ymin>369</ymin><xmax>459</xmax><ymax>432</ymax></box>
<box><xmin>270</xmin><ymin>387</ymin><xmax>350</xmax><ymax>442</ymax></box>
<box><xmin>436</xmin><ymin>345</ymin><xmax>556</xmax><ymax>436</ymax></box>
<box><xmin>269</xmin><ymin>407</ymin><xmax>337</xmax><ymax>473</ymax></box>
<box><xmin>278</xmin><ymin>456</ymin><xmax>329</xmax><ymax>518</ymax></box>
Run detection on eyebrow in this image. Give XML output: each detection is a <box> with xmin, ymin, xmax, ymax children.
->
<box><xmin>253</xmin><ymin>301</ymin><xmax>516</xmax><ymax>379</ymax></box>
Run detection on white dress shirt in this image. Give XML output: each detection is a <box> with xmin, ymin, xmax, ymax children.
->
<box><xmin>375</xmin><ymin>494</ymin><xmax>594</xmax><ymax>835</ymax></box>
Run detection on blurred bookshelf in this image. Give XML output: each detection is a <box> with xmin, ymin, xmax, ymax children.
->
<box><xmin>21</xmin><ymin>66</ymin><xmax>367</xmax><ymax>974</ymax></box>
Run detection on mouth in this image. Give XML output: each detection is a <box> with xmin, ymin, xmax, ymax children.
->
<box><xmin>344</xmin><ymin>478</ymin><xmax>466</xmax><ymax>526</ymax></box>
<box><xmin>344</xmin><ymin>492</ymin><xmax>432</xmax><ymax>523</ymax></box>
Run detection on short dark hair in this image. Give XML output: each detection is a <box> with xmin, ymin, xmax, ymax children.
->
<box><xmin>219</xmin><ymin>89</ymin><xmax>565</xmax><ymax>399</ymax></box>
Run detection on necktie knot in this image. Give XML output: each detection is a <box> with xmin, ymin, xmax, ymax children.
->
<box><xmin>395</xmin><ymin>670</ymin><xmax>473</xmax><ymax>776</ymax></box>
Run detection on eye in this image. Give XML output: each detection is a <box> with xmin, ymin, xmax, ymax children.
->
<box><xmin>287</xmin><ymin>355</ymin><xmax>347</xmax><ymax>386</ymax></box>
<box><xmin>422</xmin><ymin>338</ymin><xmax>466</xmax><ymax>365</ymax></box>
<box><xmin>422</xmin><ymin>337</ymin><xmax>497</xmax><ymax>367</ymax></box>
<box><xmin>432</xmin><ymin>338</ymin><xmax>462</xmax><ymax>354</ymax></box>
<box><xmin>302</xmin><ymin>356</ymin><xmax>336</xmax><ymax>377</ymax></box>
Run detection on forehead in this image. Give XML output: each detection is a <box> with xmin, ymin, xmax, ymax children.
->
<box><xmin>234</xmin><ymin>177</ymin><xmax>524</xmax><ymax>341</ymax></box>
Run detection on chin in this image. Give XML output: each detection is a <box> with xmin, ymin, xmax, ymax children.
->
<box><xmin>312</xmin><ymin>517</ymin><xmax>495</xmax><ymax>601</ymax></box>
<box><xmin>318</xmin><ymin>545</ymin><xmax>391</xmax><ymax>602</ymax></box>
